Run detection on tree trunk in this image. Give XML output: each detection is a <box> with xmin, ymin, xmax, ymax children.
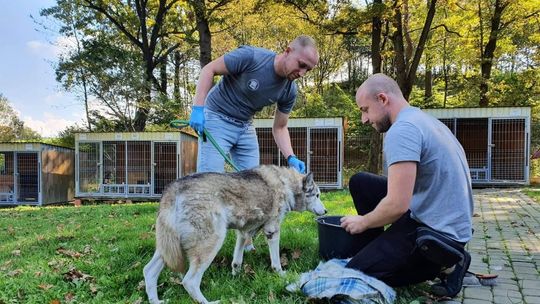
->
<box><xmin>190</xmin><ymin>0</ymin><xmax>212</xmax><ymax>67</ymax></box>
<box><xmin>479</xmin><ymin>0</ymin><xmax>508</xmax><ymax>107</ymax></box>
<box><xmin>160</xmin><ymin>56</ymin><xmax>168</xmax><ymax>93</ymax></box>
<box><xmin>392</xmin><ymin>0</ymin><xmax>437</xmax><ymax>99</ymax></box>
<box><xmin>425</xmin><ymin>68</ymin><xmax>433</xmax><ymax>101</ymax></box>
<box><xmin>173</xmin><ymin>51</ymin><xmax>182</xmax><ymax>112</ymax></box>
<box><xmin>367</xmin><ymin>0</ymin><xmax>384</xmax><ymax>174</ymax></box>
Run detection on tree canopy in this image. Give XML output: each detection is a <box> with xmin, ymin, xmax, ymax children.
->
<box><xmin>36</xmin><ymin>0</ymin><xmax>539</xmax><ymax>138</ymax></box>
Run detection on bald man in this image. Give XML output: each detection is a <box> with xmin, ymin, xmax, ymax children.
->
<box><xmin>189</xmin><ymin>35</ymin><xmax>319</xmax><ymax>174</ymax></box>
<box><xmin>340</xmin><ymin>73</ymin><xmax>474</xmax><ymax>297</ymax></box>
<box><xmin>189</xmin><ymin>36</ymin><xmax>319</xmax><ymax>250</ymax></box>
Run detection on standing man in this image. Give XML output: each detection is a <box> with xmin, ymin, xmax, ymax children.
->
<box><xmin>340</xmin><ymin>73</ymin><xmax>474</xmax><ymax>297</ymax></box>
<box><xmin>189</xmin><ymin>35</ymin><xmax>319</xmax><ymax>174</ymax></box>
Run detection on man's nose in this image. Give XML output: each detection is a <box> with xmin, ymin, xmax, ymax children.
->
<box><xmin>361</xmin><ymin>115</ymin><xmax>369</xmax><ymax>124</ymax></box>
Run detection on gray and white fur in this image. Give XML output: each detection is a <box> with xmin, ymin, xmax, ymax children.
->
<box><xmin>143</xmin><ymin>165</ymin><xmax>327</xmax><ymax>304</ymax></box>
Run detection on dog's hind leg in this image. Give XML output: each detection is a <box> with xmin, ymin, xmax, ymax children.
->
<box><xmin>182</xmin><ymin>232</ymin><xmax>226</xmax><ymax>304</ymax></box>
<box><xmin>231</xmin><ymin>230</ymin><xmax>246</xmax><ymax>275</ymax></box>
<box><xmin>143</xmin><ymin>250</ymin><xmax>165</xmax><ymax>304</ymax></box>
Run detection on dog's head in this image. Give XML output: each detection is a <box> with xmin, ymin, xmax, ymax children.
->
<box><xmin>293</xmin><ymin>172</ymin><xmax>326</xmax><ymax>216</ymax></box>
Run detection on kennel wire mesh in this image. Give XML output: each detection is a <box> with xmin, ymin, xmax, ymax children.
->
<box><xmin>0</xmin><ymin>143</ymin><xmax>74</xmax><ymax>205</ymax></box>
<box><xmin>428</xmin><ymin>107</ymin><xmax>530</xmax><ymax>185</ymax></box>
<box><xmin>255</xmin><ymin>118</ymin><xmax>343</xmax><ymax>189</ymax></box>
<box><xmin>75</xmin><ymin>132</ymin><xmax>197</xmax><ymax>199</ymax></box>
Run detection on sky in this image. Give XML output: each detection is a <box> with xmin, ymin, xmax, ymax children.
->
<box><xmin>0</xmin><ymin>1</ymin><xmax>85</xmax><ymax>137</ymax></box>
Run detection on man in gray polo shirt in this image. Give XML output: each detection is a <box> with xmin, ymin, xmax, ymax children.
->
<box><xmin>189</xmin><ymin>35</ymin><xmax>319</xmax><ymax>175</ymax></box>
<box><xmin>340</xmin><ymin>73</ymin><xmax>474</xmax><ymax>297</ymax></box>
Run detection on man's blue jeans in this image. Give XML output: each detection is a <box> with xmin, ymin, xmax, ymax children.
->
<box><xmin>197</xmin><ymin>109</ymin><xmax>259</xmax><ymax>173</ymax></box>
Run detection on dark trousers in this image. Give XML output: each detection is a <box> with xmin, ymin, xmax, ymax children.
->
<box><xmin>345</xmin><ymin>172</ymin><xmax>441</xmax><ymax>287</ymax></box>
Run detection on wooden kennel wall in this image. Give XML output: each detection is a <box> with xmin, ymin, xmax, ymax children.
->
<box><xmin>0</xmin><ymin>143</ymin><xmax>74</xmax><ymax>206</ymax></box>
<box><xmin>74</xmin><ymin>132</ymin><xmax>197</xmax><ymax>199</ymax></box>
<box><xmin>254</xmin><ymin>117</ymin><xmax>344</xmax><ymax>189</ymax></box>
<box><xmin>424</xmin><ymin>107</ymin><xmax>530</xmax><ymax>185</ymax></box>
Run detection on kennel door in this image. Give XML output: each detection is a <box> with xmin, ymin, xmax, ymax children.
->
<box><xmin>308</xmin><ymin>127</ymin><xmax>340</xmax><ymax>188</ymax></box>
<box><xmin>78</xmin><ymin>142</ymin><xmax>101</xmax><ymax>194</ymax></box>
<box><xmin>0</xmin><ymin>152</ymin><xmax>15</xmax><ymax>204</ymax></box>
<box><xmin>490</xmin><ymin>118</ymin><xmax>527</xmax><ymax>182</ymax></box>
<box><xmin>16</xmin><ymin>152</ymin><xmax>39</xmax><ymax>203</ymax></box>
<box><xmin>153</xmin><ymin>142</ymin><xmax>177</xmax><ymax>195</ymax></box>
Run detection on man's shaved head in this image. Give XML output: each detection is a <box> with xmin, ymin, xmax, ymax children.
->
<box><xmin>357</xmin><ymin>73</ymin><xmax>404</xmax><ymax>100</ymax></box>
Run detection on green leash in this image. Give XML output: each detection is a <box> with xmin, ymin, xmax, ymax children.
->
<box><xmin>170</xmin><ymin>119</ymin><xmax>241</xmax><ymax>172</ymax></box>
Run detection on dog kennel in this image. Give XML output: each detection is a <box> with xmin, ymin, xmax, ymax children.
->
<box><xmin>0</xmin><ymin>142</ymin><xmax>74</xmax><ymax>206</ymax></box>
<box><xmin>254</xmin><ymin>117</ymin><xmax>344</xmax><ymax>189</ymax></box>
<box><xmin>74</xmin><ymin>132</ymin><xmax>197</xmax><ymax>199</ymax></box>
<box><xmin>424</xmin><ymin>107</ymin><xmax>530</xmax><ymax>185</ymax></box>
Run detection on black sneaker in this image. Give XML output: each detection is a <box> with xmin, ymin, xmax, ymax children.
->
<box><xmin>431</xmin><ymin>250</ymin><xmax>471</xmax><ymax>297</ymax></box>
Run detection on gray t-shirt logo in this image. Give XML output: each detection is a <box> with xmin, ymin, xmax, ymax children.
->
<box><xmin>247</xmin><ymin>79</ymin><xmax>259</xmax><ymax>91</ymax></box>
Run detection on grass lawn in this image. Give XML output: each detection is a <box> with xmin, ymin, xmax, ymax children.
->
<box><xmin>0</xmin><ymin>190</ymin><xmax>427</xmax><ymax>304</ymax></box>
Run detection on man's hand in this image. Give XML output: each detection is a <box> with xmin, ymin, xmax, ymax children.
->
<box><xmin>189</xmin><ymin>105</ymin><xmax>205</xmax><ymax>135</ymax></box>
<box><xmin>287</xmin><ymin>155</ymin><xmax>306</xmax><ymax>174</ymax></box>
<box><xmin>340</xmin><ymin>215</ymin><xmax>369</xmax><ymax>235</ymax></box>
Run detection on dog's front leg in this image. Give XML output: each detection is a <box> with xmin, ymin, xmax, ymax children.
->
<box><xmin>231</xmin><ymin>230</ymin><xmax>246</xmax><ymax>275</ymax></box>
<box><xmin>265</xmin><ymin>229</ymin><xmax>285</xmax><ymax>275</ymax></box>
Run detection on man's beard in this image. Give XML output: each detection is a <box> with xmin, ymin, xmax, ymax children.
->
<box><xmin>374</xmin><ymin>114</ymin><xmax>391</xmax><ymax>133</ymax></box>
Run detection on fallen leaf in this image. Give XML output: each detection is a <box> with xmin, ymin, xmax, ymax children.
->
<box><xmin>64</xmin><ymin>292</ymin><xmax>75</xmax><ymax>302</ymax></box>
<box><xmin>49</xmin><ymin>300</ymin><xmax>61</xmax><ymax>304</ymax></box>
<box><xmin>169</xmin><ymin>276</ymin><xmax>182</xmax><ymax>285</ymax></box>
<box><xmin>83</xmin><ymin>245</ymin><xmax>93</xmax><ymax>254</ymax></box>
<box><xmin>132</xmin><ymin>297</ymin><xmax>143</xmax><ymax>304</ymax></box>
<box><xmin>11</xmin><ymin>250</ymin><xmax>21</xmax><ymax>257</ymax></box>
<box><xmin>8</xmin><ymin>225</ymin><xmax>15</xmax><ymax>235</ymax></box>
<box><xmin>243</xmin><ymin>264</ymin><xmax>255</xmax><ymax>275</ymax></box>
<box><xmin>129</xmin><ymin>261</ymin><xmax>141</xmax><ymax>270</ymax></box>
<box><xmin>56</xmin><ymin>247</ymin><xmax>82</xmax><ymax>259</ymax></box>
<box><xmin>38</xmin><ymin>284</ymin><xmax>54</xmax><ymax>291</ymax></box>
<box><xmin>63</xmin><ymin>268</ymin><xmax>93</xmax><ymax>283</ymax></box>
<box><xmin>268</xmin><ymin>290</ymin><xmax>275</xmax><ymax>301</ymax></box>
<box><xmin>89</xmin><ymin>283</ymin><xmax>98</xmax><ymax>294</ymax></box>
<box><xmin>139</xmin><ymin>232</ymin><xmax>152</xmax><ymax>240</ymax></box>
<box><xmin>8</xmin><ymin>269</ymin><xmax>23</xmax><ymax>277</ymax></box>
<box><xmin>292</xmin><ymin>249</ymin><xmax>302</xmax><ymax>259</ymax></box>
<box><xmin>280</xmin><ymin>254</ymin><xmax>289</xmax><ymax>267</ymax></box>
<box><xmin>137</xmin><ymin>280</ymin><xmax>146</xmax><ymax>291</ymax></box>
<box><xmin>34</xmin><ymin>271</ymin><xmax>43</xmax><ymax>277</ymax></box>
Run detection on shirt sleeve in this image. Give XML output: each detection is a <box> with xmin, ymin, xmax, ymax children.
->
<box><xmin>277</xmin><ymin>82</ymin><xmax>297</xmax><ymax>114</ymax></box>
<box><xmin>384</xmin><ymin>121</ymin><xmax>422</xmax><ymax>166</ymax></box>
<box><xmin>223</xmin><ymin>46</ymin><xmax>254</xmax><ymax>75</ymax></box>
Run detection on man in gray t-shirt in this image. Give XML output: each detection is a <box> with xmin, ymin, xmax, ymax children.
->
<box><xmin>188</xmin><ymin>36</ymin><xmax>319</xmax><ymax>251</ymax></box>
<box><xmin>340</xmin><ymin>73</ymin><xmax>474</xmax><ymax>297</ymax></box>
<box><xmin>189</xmin><ymin>36</ymin><xmax>319</xmax><ymax>175</ymax></box>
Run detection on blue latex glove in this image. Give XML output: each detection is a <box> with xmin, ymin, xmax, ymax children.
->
<box><xmin>189</xmin><ymin>105</ymin><xmax>205</xmax><ymax>135</ymax></box>
<box><xmin>287</xmin><ymin>155</ymin><xmax>306</xmax><ymax>174</ymax></box>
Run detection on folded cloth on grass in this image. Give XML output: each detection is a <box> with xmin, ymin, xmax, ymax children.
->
<box><xmin>286</xmin><ymin>259</ymin><xmax>396</xmax><ymax>304</ymax></box>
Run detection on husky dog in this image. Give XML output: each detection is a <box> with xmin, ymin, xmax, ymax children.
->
<box><xmin>143</xmin><ymin>165</ymin><xmax>326</xmax><ymax>304</ymax></box>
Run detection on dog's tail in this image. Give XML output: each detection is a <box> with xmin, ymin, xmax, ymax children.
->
<box><xmin>156</xmin><ymin>211</ymin><xmax>185</xmax><ymax>273</ymax></box>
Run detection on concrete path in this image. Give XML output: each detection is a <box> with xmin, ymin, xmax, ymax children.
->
<box><xmin>453</xmin><ymin>189</ymin><xmax>540</xmax><ymax>304</ymax></box>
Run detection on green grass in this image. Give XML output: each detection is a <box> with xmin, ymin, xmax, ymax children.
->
<box><xmin>0</xmin><ymin>190</ymin><xmax>426</xmax><ymax>303</ymax></box>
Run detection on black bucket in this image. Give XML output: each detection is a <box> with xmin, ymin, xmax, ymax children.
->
<box><xmin>316</xmin><ymin>215</ymin><xmax>366</xmax><ymax>260</ymax></box>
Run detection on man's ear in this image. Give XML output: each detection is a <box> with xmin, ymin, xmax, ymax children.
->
<box><xmin>378</xmin><ymin>92</ymin><xmax>389</xmax><ymax>105</ymax></box>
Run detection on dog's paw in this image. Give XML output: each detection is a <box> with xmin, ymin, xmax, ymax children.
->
<box><xmin>274</xmin><ymin>268</ymin><xmax>286</xmax><ymax>277</ymax></box>
<box><xmin>231</xmin><ymin>263</ymin><xmax>241</xmax><ymax>276</ymax></box>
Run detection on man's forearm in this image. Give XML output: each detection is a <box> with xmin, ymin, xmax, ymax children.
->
<box><xmin>364</xmin><ymin>196</ymin><xmax>409</xmax><ymax>229</ymax></box>
<box><xmin>272</xmin><ymin>126</ymin><xmax>294</xmax><ymax>158</ymax></box>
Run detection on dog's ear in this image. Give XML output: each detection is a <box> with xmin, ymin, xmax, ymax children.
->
<box><xmin>302</xmin><ymin>172</ymin><xmax>314</xmax><ymax>190</ymax></box>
